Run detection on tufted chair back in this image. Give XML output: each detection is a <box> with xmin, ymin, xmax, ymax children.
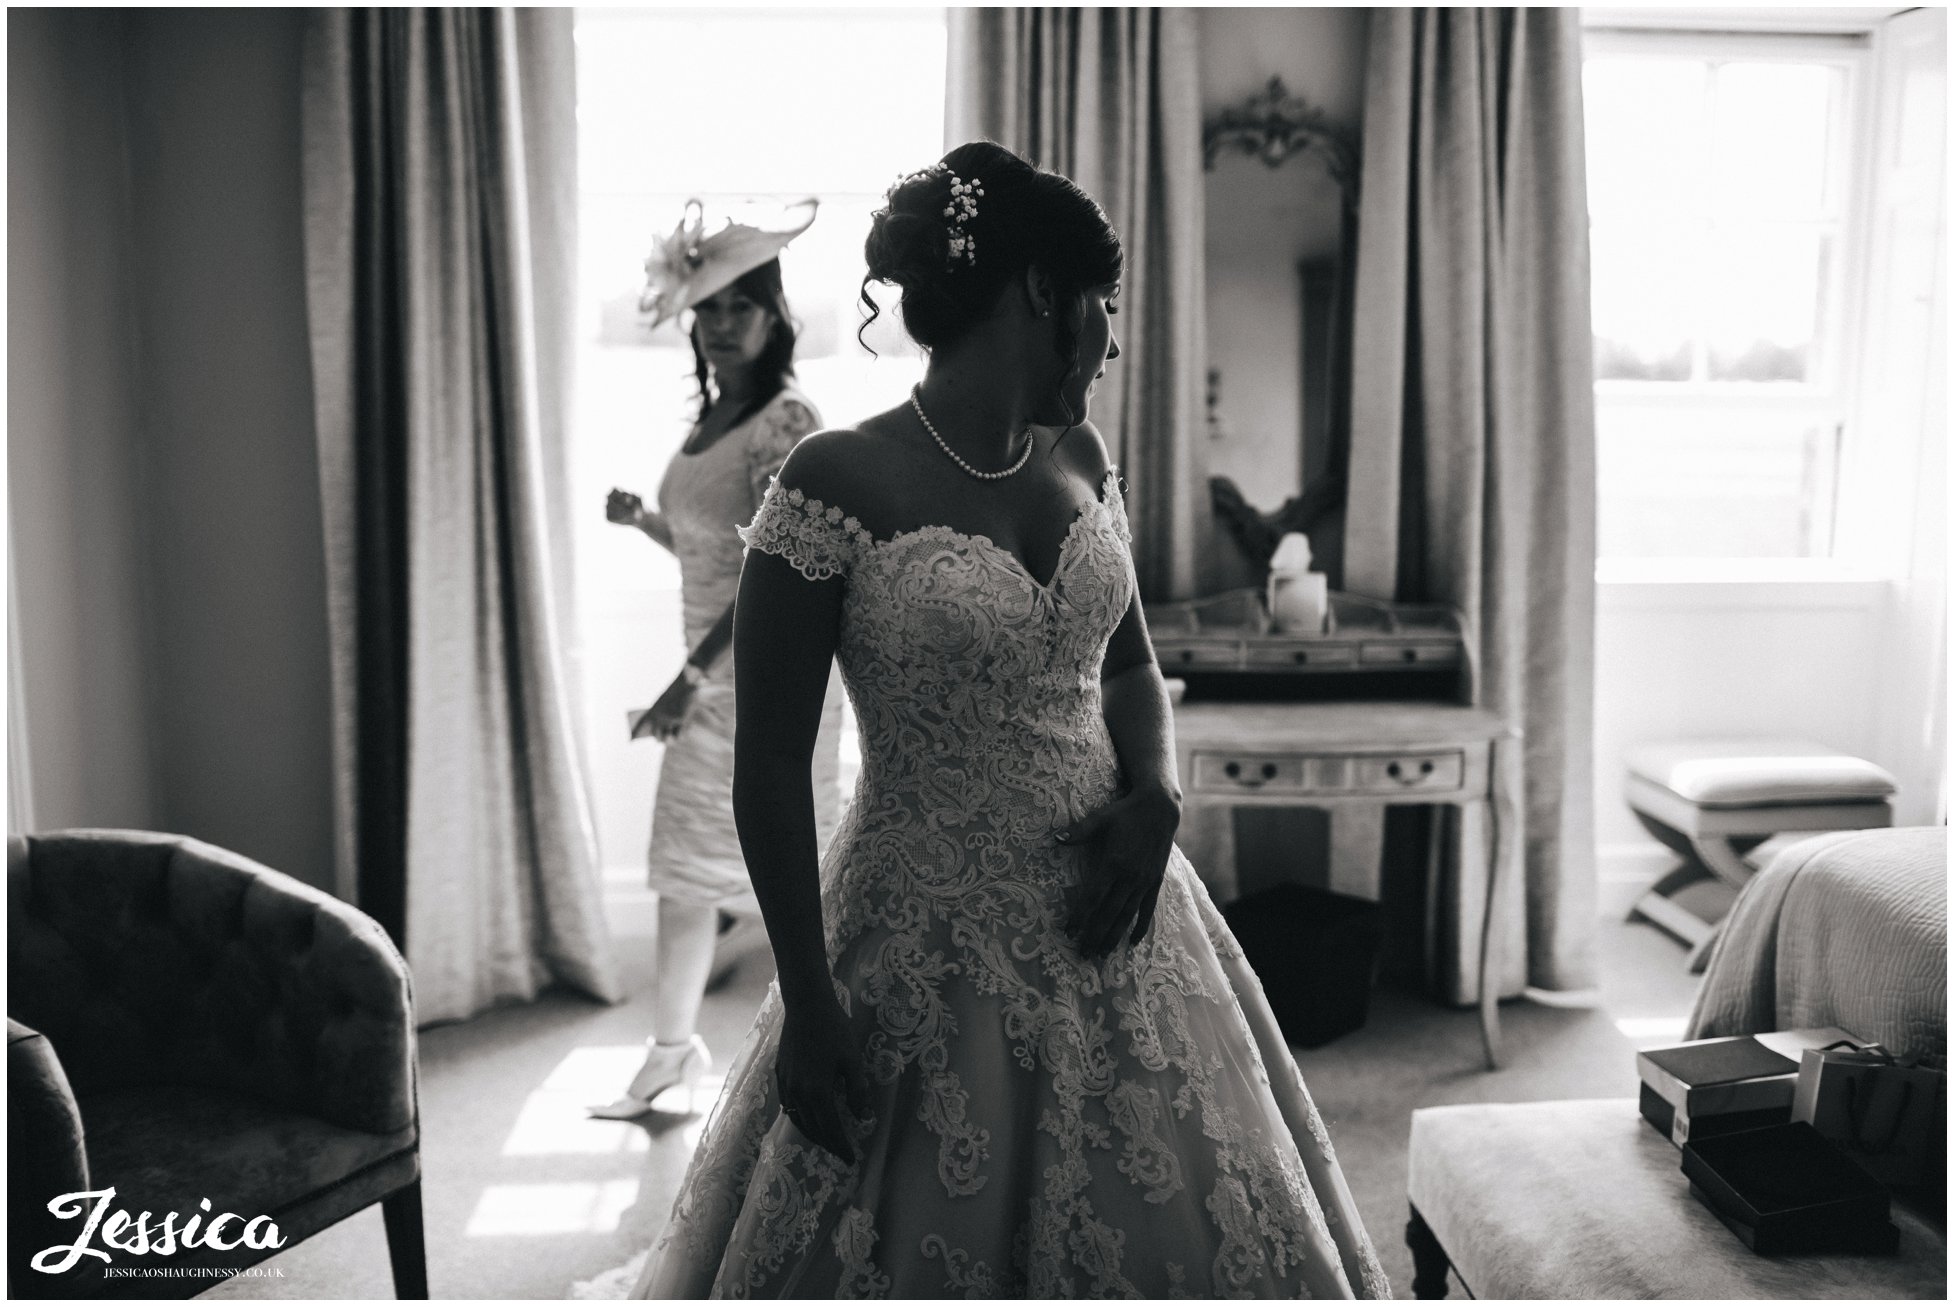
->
<box><xmin>7</xmin><ymin>830</ymin><xmax>416</xmax><ymax>1137</ymax></box>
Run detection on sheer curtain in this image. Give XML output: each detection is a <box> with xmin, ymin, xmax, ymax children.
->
<box><xmin>1347</xmin><ymin>8</ymin><xmax>1598</xmax><ymax>991</ymax></box>
<box><xmin>301</xmin><ymin>8</ymin><xmax>620</xmax><ymax>1023</ymax></box>
<box><xmin>947</xmin><ymin>7</ymin><xmax>1212</xmax><ymax>601</ymax></box>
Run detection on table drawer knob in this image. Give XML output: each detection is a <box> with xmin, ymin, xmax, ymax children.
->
<box><xmin>1209</xmin><ymin>757</ymin><xmax>1283</xmax><ymax>789</ymax></box>
<box><xmin>1363</xmin><ymin>753</ymin><xmax>1461</xmax><ymax>790</ymax></box>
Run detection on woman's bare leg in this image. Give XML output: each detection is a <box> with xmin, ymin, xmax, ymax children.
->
<box><xmin>654</xmin><ymin>897</ymin><xmax>719</xmax><ymax>1044</ymax></box>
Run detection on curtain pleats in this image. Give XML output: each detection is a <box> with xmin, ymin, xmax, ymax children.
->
<box><xmin>302</xmin><ymin>9</ymin><xmax>620</xmax><ymax>1024</ymax></box>
<box><xmin>1348</xmin><ymin>9</ymin><xmax>1598</xmax><ymax>991</ymax></box>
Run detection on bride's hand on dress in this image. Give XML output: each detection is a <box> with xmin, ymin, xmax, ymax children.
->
<box><xmin>775</xmin><ymin>998</ymin><xmax>872</xmax><ymax>1164</ymax></box>
<box><xmin>1057</xmin><ymin>787</ymin><xmax>1181</xmax><ymax>959</ymax></box>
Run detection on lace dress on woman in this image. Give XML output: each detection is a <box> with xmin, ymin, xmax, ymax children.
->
<box><xmin>635</xmin><ymin>466</ymin><xmax>1389</xmax><ymax>1299</ymax></box>
<box><xmin>647</xmin><ymin>385</ymin><xmax>843</xmax><ymax>912</ymax></box>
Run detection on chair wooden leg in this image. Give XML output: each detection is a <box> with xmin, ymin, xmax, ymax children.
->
<box><xmin>1407</xmin><ymin>1204</ymin><xmax>1451</xmax><ymax>1299</ymax></box>
<box><xmin>382</xmin><ymin>1178</ymin><xmax>429</xmax><ymax>1299</ymax></box>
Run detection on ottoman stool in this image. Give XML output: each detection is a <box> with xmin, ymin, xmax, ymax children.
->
<box><xmin>1624</xmin><ymin>739</ymin><xmax>1896</xmax><ymax>970</ymax></box>
<box><xmin>1406</xmin><ymin>1099</ymin><xmax>1946</xmax><ymax>1299</ymax></box>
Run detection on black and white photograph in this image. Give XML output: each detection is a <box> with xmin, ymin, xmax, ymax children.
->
<box><xmin>7</xmin><ymin>2</ymin><xmax>1946</xmax><ymax>1300</ymax></box>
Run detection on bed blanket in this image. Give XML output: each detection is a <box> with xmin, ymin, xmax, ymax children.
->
<box><xmin>1686</xmin><ymin>827</ymin><xmax>1945</xmax><ymax>1059</ymax></box>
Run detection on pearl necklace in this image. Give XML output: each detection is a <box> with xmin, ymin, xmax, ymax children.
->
<box><xmin>909</xmin><ymin>386</ymin><xmax>1034</xmax><ymax>480</ymax></box>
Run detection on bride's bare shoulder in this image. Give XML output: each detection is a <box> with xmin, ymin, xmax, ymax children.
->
<box><xmin>1048</xmin><ymin>418</ymin><xmax>1113</xmax><ymax>483</ymax></box>
<box><xmin>772</xmin><ymin>410</ymin><xmax>917</xmax><ymax>533</ymax></box>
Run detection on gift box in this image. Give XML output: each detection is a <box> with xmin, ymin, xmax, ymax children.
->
<box><xmin>1638</xmin><ymin>1028</ymin><xmax>1861</xmax><ymax>1147</ymax></box>
<box><xmin>1639</xmin><ymin>1084</ymin><xmax>1788</xmax><ymax>1148</ymax></box>
<box><xmin>1792</xmin><ymin>1045</ymin><xmax>1947</xmax><ymax>1192</ymax></box>
<box><xmin>1683</xmin><ymin>1122</ymin><xmax>1898</xmax><ymax>1255</ymax></box>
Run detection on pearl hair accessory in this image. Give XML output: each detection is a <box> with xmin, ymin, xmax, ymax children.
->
<box><xmin>910</xmin><ymin>386</ymin><xmax>1034</xmax><ymax>480</ymax></box>
<box><xmin>943</xmin><ymin>173</ymin><xmax>982</xmax><ymax>268</ymax></box>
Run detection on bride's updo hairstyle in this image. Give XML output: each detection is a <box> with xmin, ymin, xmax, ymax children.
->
<box><xmin>860</xmin><ymin>141</ymin><xmax>1122</xmax><ymax>416</ymax></box>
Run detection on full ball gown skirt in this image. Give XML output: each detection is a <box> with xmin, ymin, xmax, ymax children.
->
<box><xmin>633</xmin><ymin>468</ymin><xmax>1390</xmax><ymax>1299</ymax></box>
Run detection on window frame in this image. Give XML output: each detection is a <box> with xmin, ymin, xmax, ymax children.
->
<box><xmin>1582</xmin><ymin>19</ymin><xmax>1885</xmax><ymax>581</ymax></box>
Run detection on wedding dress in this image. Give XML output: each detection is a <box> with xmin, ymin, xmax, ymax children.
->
<box><xmin>634</xmin><ymin>467</ymin><xmax>1389</xmax><ymax>1299</ymax></box>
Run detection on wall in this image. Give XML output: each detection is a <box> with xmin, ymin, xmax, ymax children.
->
<box><xmin>8</xmin><ymin>10</ymin><xmax>159</xmax><ymax>834</ymax></box>
<box><xmin>1198</xmin><ymin>8</ymin><xmax>1367</xmax><ymax>512</ymax></box>
<box><xmin>121</xmin><ymin>10</ymin><xmax>334</xmax><ymax>889</ymax></box>
<box><xmin>7</xmin><ymin>10</ymin><xmax>334</xmax><ymax>887</ymax></box>
<box><xmin>1861</xmin><ymin>6</ymin><xmax>1948</xmax><ymax>826</ymax></box>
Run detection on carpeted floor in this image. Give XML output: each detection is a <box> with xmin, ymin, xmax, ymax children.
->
<box><xmin>201</xmin><ymin>889</ymin><xmax>1699</xmax><ymax>1300</ymax></box>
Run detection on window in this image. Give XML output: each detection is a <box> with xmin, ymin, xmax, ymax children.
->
<box><xmin>570</xmin><ymin>8</ymin><xmax>947</xmax><ymax>879</ymax></box>
<box><xmin>572</xmin><ymin>7</ymin><xmax>947</xmax><ymax>599</ymax></box>
<box><xmin>1584</xmin><ymin>30</ymin><xmax>1870</xmax><ymax>564</ymax></box>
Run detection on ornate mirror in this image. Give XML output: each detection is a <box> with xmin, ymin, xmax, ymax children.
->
<box><xmin>1202</xmin><ymin>77</ymin><xmax>1359</xmax><ymax>590</ymax></box>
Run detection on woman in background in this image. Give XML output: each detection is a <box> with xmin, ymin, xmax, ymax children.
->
<box><xmin>589</xmin><ymin>201</ymin><xmax>843</xmax><ymax>1120</ymax></box>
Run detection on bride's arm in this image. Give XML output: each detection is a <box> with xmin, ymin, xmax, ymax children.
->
<box><xmin>731</xmin><ymin>437</ymin><xmax>872</xmax><ymax>1158</ymax></box>
<box><xmin>731</xmin><ymin>545</ymin><xmax>842</xmax><ymax>1013</ymax></box>
<box><xmin>1100</xmin><ymin>610</ymin><xmax>1182</xmax><ymax>807</ymax></box>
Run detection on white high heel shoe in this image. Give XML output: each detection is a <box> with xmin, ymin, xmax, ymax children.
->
<box><xmin>586</xmin><ymin>1034</ymin><xmax>712</xmax><ymax>1119</ymax></box>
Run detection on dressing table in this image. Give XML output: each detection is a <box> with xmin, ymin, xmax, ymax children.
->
<box><xmin>1151</xmin><ymin>590</ymin><xmax>1524</xmax><ymax>1070</ymax></box>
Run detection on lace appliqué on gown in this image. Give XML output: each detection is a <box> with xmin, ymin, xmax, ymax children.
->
<box><xmin>636</xmin><ymin>467</ymin><xmax>1390</xmax><ymax>1300</ymax></box>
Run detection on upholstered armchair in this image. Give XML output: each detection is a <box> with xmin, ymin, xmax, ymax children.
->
<box><xmin>7</xmin><ymin>830</ymin><xmax>425</xmax><ymax>1298</ymax></box>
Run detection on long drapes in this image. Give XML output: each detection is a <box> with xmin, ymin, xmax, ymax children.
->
<box><xmin>947</xmin><ymin>7</ymin><xmax>1212</xmax><ymax>602</ymax></box>
<box><xmin>1347</xmin><ymin>8</ymin><xmax>1598</xmax><ymax>992</ymax></box>
<box><xmin>301</xmin><ymin>9</ymin><xmax>620</xmax><ymax>1023</ymax></box>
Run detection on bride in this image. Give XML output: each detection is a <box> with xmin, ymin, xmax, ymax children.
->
<box><xmin>634</xmin><ymin>140</ymin><xmax>1387</xmax><ymax>1299</ymax></box>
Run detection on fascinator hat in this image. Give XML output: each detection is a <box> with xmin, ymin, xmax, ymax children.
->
<box><xmin>639</xmin><ymin>197</ymin><xmax>819</xmax><ymax>329</ymax></box>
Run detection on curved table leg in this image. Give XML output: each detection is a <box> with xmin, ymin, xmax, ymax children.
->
<box><xmin>1478</xmin><ymin>802</ymin><xmax>1503</xmax><ymax>1071</ymax></box>
<box><xmin>1478</xmin><ymin>732</ymin><xmax>1523</xmax><ymax>1072</ymax></box>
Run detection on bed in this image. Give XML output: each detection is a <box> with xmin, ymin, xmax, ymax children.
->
<box><xmin>1686</xmin><ymin>826</ymin><xmax>1947</xmax><ymax>1059</ymax></box>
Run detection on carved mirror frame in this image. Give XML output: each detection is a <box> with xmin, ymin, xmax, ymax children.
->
<box><xmin>1202</xmin><ymin>77</ymin><xmax>1360</xmax><ymax>589</ymax></box>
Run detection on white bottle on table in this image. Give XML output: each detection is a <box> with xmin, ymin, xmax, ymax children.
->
<box><xmin>1266</xmin><ymin>532</ymin><xmax>1328</xmax><ymax>635</ymax></box>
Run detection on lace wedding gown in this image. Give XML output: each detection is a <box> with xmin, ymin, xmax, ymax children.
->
<box><xmin>634</xmin><ymin>468</ymin><xmax>1389</xmax><ymax>1299</ymax></box>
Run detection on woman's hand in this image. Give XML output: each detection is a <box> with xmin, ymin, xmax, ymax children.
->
<box><xmin>644</xmin><ymin>674</ymin><xmax>697</xmax><ymax>742</ymax></box>
<box><xmin>1057</xmin><ymin>786</ymin><xmax>1182</xmax><ymax>959</ymax></box>
<box><xmin>775</xmin><ymin>995</ymin><xmax>872</xmax><ymax>1163</ymax></box>
<box><xmin>606</xmin><ymin>487</ymin><xmax>646</xmax><ymax>527</ymax></box>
